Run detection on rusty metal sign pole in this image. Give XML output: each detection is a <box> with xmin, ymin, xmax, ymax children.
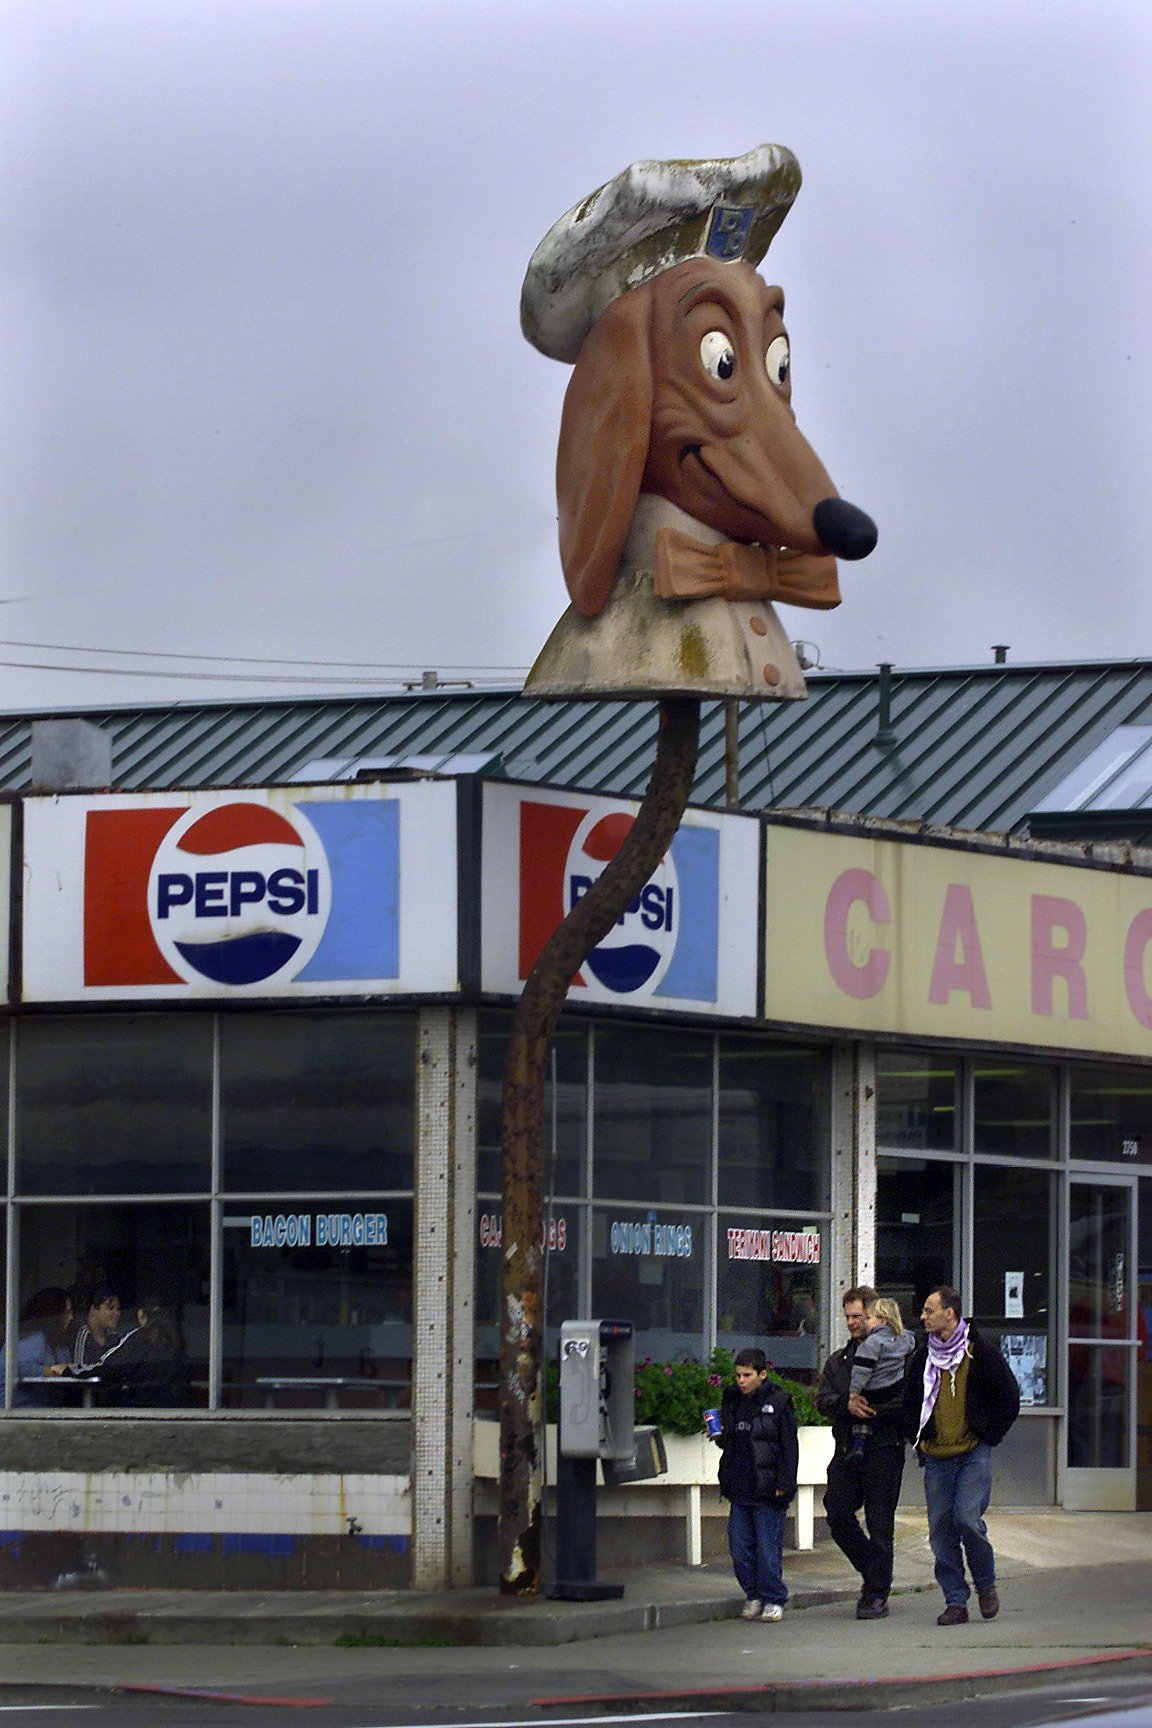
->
<box><xmin>497</xmin><ymin>696</ymin><xmax>701</xmax><ymax>1594</ymax></box>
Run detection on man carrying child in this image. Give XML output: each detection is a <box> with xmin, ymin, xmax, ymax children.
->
<box><xmin>817</xmin><ymin>1287</ymin><xmax>909</xmax><ymax>1620</ymax></box>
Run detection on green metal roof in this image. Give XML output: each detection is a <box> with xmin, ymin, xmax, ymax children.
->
<box><xmin>5</xmin><ymin>658</ymin><xmax>1152</xmax><ymax>840</ymax></box>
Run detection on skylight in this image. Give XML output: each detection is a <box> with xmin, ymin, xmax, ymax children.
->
<box><xmin>1032</xmin><ymin>724</ymin><xmax>1152</xmax><ymax>814</ymax></box>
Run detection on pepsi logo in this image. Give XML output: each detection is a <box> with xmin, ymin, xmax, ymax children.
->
<box><xmin>565</xmin><ymin>810</ymin><xmax>679</xmax><ymax>995</ymax></box>
<box><xmin>147</xmin><ymin>802</ymin><xmax>331</xmax><ymax>987</ymax></box>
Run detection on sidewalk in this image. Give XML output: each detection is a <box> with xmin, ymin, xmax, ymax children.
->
<box><xmin>0</xmin><ymin>1510</ymin><xmax>1148</xmax><ymax>1711</ymax></box>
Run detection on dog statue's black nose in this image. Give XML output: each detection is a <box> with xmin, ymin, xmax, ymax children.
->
<box><xmin>813</xmin><ymin>498</ymin><xmax>878</xmax><ymax>560</ymax></box>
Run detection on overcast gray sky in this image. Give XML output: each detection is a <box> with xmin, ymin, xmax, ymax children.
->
<box><xmin>2</xmin><ymin>0</ymin><xmax>1150</xmax><ymax>710</ymax></box>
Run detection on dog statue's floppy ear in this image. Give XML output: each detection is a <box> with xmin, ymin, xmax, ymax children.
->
<box><xmin>556</xmin><ymin>287</ymin><xmax>653</xmax><ymax>618</ymax></box>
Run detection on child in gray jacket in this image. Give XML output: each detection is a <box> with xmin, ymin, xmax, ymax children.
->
<box><xmin>847</xmin><ymin>1296</ymin><xmax>914</xmax><ymax>1461</ymax></box>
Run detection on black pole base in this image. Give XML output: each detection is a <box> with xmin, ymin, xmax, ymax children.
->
<box><xmin>546</xmin><ymin>1580</ymin><xmax>625</xmax><ymax>1601</ymax></box>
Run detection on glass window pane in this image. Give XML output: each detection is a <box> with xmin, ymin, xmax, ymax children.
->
<box><xmin>16</xmin><ymin>1016</ymin><xmax>213</xmax><ymax>1196</ymax></box>
<box><xmin>593</xmin><ymin>1025</ymin><xmax>711</xmax><ymax>1204</ymax></box>
<box><xmin>476</xmin><ymin>1012</ymin><xmax>587</xmax><ymax>1197</ymax></box>
<box><xmin>221</xmin><ymin>1199</ymin><xmax>414</xmax><ymax>1409</ymax></box>
<box><xmin>1069</xmin><ymin>1184</ymin><xmax>1131</xmax><ymax>1341</ymax></box>
<box><xmin>590</xmin><ymin>1205</ymin><xmax>704</xmax><ymax>1360</ymax></box>
<box><xmin>716</xmin><ymin>1213</ymin><xmax>825</xmax><ymax>1382</ymax></box>
<box><xmin>717</xmin><ymin>1041</ymin><xmax>829</xmax><ymax>1210</ymax></box>
<box><xmin>474</xmin><ymin>1205</ymin><xmax>582</xmax><ymax>1411</ymax></box>
<box><xmin>875</xmin><ymin>1157</ymin><xmax>959</xmax><ymax>1328</ymax></box>
<box><xmin>8</xmin><ymin>1202</ymin><xmax>209</xmax><ymax>1408</ymax></box>
<box><xmin>876</xmin><ymin>1050</ymin><xmax>960</xmax><ymax>1152</ymax></box>
<box><xmin>220</xmin><ymin>1012</ymin><xmax>415</xmax><ymax>1193</ymax></box>
<box><xmin>1068</xmin><ymin>1347</ymin><xmax>1130</xmax><ymax>1467</ymax></box>
<box><xmin>1070</xmin><ymin>1067</ymin><xmax>1152</xmax><ymax>1166</ymax></box>
<box><xmin>973</xmin><ymin>1165</ymin><xmax>1053</xmax><ymax>1406</ymax></box>
<box><xmin>974</xmin><ymin>1060</ymin><xmax>1056</xmax><ymax>1159</ymax></box>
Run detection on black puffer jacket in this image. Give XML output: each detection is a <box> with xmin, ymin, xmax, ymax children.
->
<box><xmin>716</xmin><ymin>1378</ymin><xmax>799</xmax><ymax>1504</ymax></box>
<box><xmin>902</xmin><ymin>1324</ymin><xmax>1021</xmax><ymax>1450</ymax></box>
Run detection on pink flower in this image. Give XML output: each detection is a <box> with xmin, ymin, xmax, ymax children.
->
<box><xmin>663</xmin><ymin>1365</ymin><xmax>673</xmax><ymax>1376</ymax></box>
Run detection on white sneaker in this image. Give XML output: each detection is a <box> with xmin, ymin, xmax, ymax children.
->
<box><xmin>740</xmin><ymin>1598</ymin><xmax>764</xmax><ymax>1619</ymax></box>
<box><xmin>761</xmin><ymin>1603</ymin><xmax>784</xmax><ymax>1622</ymax></box>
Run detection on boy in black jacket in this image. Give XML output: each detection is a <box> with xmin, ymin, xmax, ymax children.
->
<box><xmin>711</xmin><ymin>1347</ymin><xmax>798</xmax><ymax>1622</ymax></box>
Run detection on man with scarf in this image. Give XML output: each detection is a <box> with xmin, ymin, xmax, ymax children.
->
<box><xmin>903</xmin><ymin>1285</ymin><xmax>1020</xmax><ymax>1626</ymax></box>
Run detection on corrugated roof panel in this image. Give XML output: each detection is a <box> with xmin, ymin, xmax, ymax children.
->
<box><xmin>5</xmin><ymin>659</ymin><xmax>1152</xmax><ymax>841</ymax></box>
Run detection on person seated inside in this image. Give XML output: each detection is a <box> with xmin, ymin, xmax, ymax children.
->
<box><xmin>2</xmin><ymin>1287</ymin><xmax>73</xmax><ymax>1405</ymax></box>
<box><xmin>71</xmin><ymin>1284</ymin><xmax>123</xmax><ymax>1369</ymax></box>
<box><xmin>51</xmin><ymin>1296</ymin><xmax>190</xmax><ymax>1408</ymax></box>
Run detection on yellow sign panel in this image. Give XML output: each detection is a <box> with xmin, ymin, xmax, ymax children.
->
<box><xmin>763</xmin><ymin>826</ymin><xmax>1152</xmax><ymax>1059</ymax></box>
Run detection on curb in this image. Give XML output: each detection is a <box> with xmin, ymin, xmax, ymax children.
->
<box><xmin>0</xmin><ymin>1586</ymin><xmax>793</xmax><ymax>1650</ymax></box>
<box><xmin>531</xmin><ymin>1648</ymin><xmax>1152</xmax><ymax>1714</ymax></box>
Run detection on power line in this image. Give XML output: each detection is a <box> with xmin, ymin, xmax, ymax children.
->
<box><xmin>0</xmin><ymin>656</ymin><xmax>525</xmax><ymax>688</ymax></box>
<box><xmin>0</xmin><ymin>635</ymin><xmax>529</xmax><ymax>674</ymax></box>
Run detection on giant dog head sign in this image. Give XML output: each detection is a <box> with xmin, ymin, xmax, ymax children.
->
<box><xmin>519</xmin><ymin>145</ymin><xmax>877</xmax><ymax>699</ymax></box>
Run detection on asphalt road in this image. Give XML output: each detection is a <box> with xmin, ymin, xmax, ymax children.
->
<box><xmin>0</xmin><ymin>1667</ymin><xmax>1149</xmax><ymax>1728</ymax></box>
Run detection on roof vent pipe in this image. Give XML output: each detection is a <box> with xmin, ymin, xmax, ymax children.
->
<box><xmin>875</xmin><ymin>662</ymin><xmax>896</xmax><ymax>748</ymax></box>
<box><xmin>992</xmin><ymin>644</ymin><xmax>1009</xmax><ymax>665</ymax></box>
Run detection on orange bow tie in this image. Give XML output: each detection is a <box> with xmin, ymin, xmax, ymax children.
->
<box><xmin>652</xmin><ymin>526</ymin><xmax>841</xmax><ymax>611</ymax></box>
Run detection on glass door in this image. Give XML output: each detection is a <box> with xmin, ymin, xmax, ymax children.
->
<box><xmin>1065</xmin><ymin>1177</ymin><xmax>1138</xmax><ymax>1509</ymax></box>
<box><xmin>876</xmin><ymin>1157</ymin><xmax>960</xmax><ymax>1331</ymax></box>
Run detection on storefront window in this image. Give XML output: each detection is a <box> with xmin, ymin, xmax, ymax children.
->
<box><xmin>875</xmin><ymin>1158</ymin><xmax>959</xmax><ymax>1328</ymax></box>
<box><xmin>15</xmin><ymin>1016</ymin><xmax>213</xmax><ymax>1196</ymax></box>
<box><xmin>716</xmin><ymin>1212</ymin><xmax>824</xmax><ymax>1381</ymax></box>
<box><xmin>876</xmin><ymin>1051</ymin><xmax>960</xmax><ymax>1152</ymax></box>
<box><xmin>473</xmin><ymin>1205</ymin><xmax>582</xmax><ymax>1408</ymax></box>
<box><xmin>717</xmin><ymin>1042</ymin><xmax>829</xmax><ymax>1210</ymax></box>
<box><xmin>1069</xmin><ymin>1066</ymin><xmax>1152</xmax><ymax>1166</ymax></box>
<box><xmin>475</xmin><ymin>1013</ymin><xmax>587</xmax><ymax>1197</ymax></box>
<box><xmin>8</xmin><ymin>1201</ymin><xmax>210</xmax><ymax>1408</ymax></box>
<box><xmin>591</xmin><ymin>1204</ymin><xmax>705</xmax><ymax>1360</ymax></box>
<box><xmin>974</xmin><ymin>1060</ymin><xmax>1056</xmax><ymax>1159</ymax></box>
<box><xmin>221</xmin><ymin>1199</ymin><xmax>414</xmax><ymax>1410</ymax></box>
<box><xmin>220</xmin><ymin>1012</ymin><xmax>415</xmax><ymax>1193</ymax></box>
<box><xmin>593</xmin><ymin>1025</ymin><xmax>711</xmax><ymax>1203</ymax></box>
<box><xmin>973</xmin><ymin>1165</ymin><xmax>1054</xmax><ymax>1406</ymax></box>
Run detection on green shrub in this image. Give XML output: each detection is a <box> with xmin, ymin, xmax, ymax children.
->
<box><xmin>543</xmin><ymin>1345</ymin><xmax>829</xmax><ymax>1435</ymax></box>
<box><xmin>634</xmin><ymin>1347</ymin><xmax>829</xmax><ymax>1435</ymax></box>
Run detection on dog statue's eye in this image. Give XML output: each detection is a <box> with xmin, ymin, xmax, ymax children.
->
<box><xmin>700</xmin><ymin>331</ymin><xmax>736</xmax><ymax>381</ymax></box>
<box><xmin>766</xmin><ymin>335</ymin><xmax>791</xmax><ymax>388</ymax></box>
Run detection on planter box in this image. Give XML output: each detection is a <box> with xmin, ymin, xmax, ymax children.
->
<box><xmin>473</xmin><ymin>1420</ymin><xmax>834</xmax><ymax>1564</ymax></box>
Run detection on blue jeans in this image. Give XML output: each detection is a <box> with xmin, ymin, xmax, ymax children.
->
<box><xmin>922</xmin><ymin>1443</ymin><xmax>996</xmax><ymax>1606</ymax></box>
<box><xmin>727</xmin><ymin>1500</ymin><xmax>788</xmax><ymax>1606</ymax></box>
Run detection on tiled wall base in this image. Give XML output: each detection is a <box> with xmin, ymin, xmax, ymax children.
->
<box><xmin>0</xmin><ymin>1469</ymin><xmax>411</xmax><ymax>1590</ymax></box>
<box><xmin>0</xmin><ymin>1528</ymin><xmax>411</xmax><ymax>1591</ymax></box>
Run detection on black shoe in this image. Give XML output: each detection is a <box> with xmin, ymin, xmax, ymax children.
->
<box><xmin>978</xmin><ymin>1586</ymin><xmax>1000</xmax><ymax>1619</ymax></box>
<box><xmin>937</xmin><ymin>1602</ymin><xmax>969</xmax><ymax>1626</ymax></box>
<box><xmin>856</xmin><ymin>1594</ymin><xmax>889</xmax><ymax>1619</ymax></box>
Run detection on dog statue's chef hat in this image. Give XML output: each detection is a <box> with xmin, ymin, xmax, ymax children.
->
<box><xmin>520</xmin><ymin>143</ymin><xmax>801</xmax><ymax>365</ymax></box>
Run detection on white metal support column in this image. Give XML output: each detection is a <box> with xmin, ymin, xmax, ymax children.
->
<box><xmin>855</xmin><ymin>1044</ymin><xmax>877</xmax><ymax>1289</ymax></box>
<box><xmin>448</xmin><ymin>1008</ymin><xmax>477</xmax><ymax>1584</ymax></box>
<box><xmin>830</xmin><ymin>1043</ymin><xmax>854</xmax><ymax>1305</ymax></box>
<box><xmin>412</xmin><ymin>1006</ymin><xmax>477</xmax><ymax>1589</ymax></box>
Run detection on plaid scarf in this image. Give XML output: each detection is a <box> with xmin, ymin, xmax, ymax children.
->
<box><xmin>915</xmin><ymin>1317</ymin><xmax>970</xmax><ymax>1445</ymax></box>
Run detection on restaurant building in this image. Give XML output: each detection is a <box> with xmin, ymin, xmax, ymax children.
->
<box><xmin>0</xmin><ymin>659</ymin><xmax>1150</xmax><ymax>1588</ymax></box>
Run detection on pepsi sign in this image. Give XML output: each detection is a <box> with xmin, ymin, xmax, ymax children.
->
<box><xmin>81</xmin><ymin>795</ymin><xmax>397</xmax><ymax>991</ymax></box>
<box><xmin>516</xmin><ymin>797</ymin><xmax>722</xmax><ymax>1004</ymax></box>
<box><xmin>20</xmin><ymin>784</ymin><xmax>461</xmax><ymax>1002</ymax></box>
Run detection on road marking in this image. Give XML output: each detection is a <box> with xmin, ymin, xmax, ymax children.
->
<box><xmin>362</xmin><ymin>1717</ymin><xmax>732</xmax><ymax>1728</ymax></box>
